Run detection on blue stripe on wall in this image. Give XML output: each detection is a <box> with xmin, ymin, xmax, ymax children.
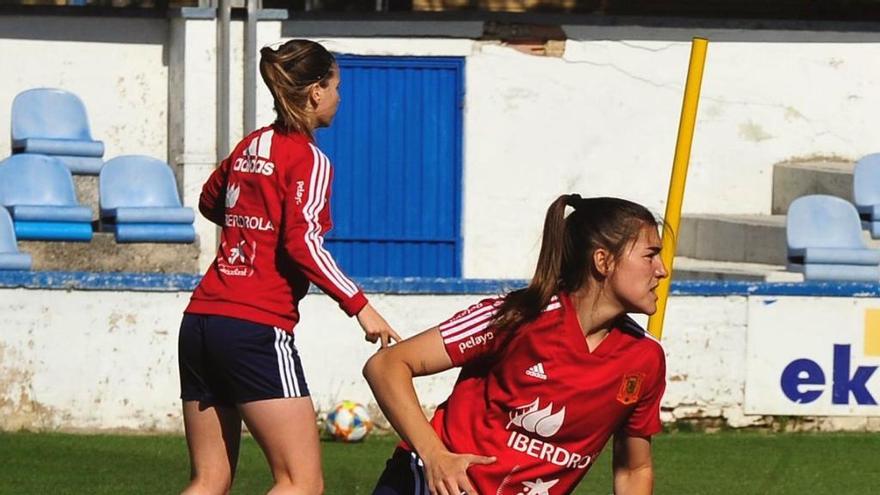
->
<box><xmin>1</xmin><ymin>271</ymin><xmax>880</xmax><ymax>297</ymax></box>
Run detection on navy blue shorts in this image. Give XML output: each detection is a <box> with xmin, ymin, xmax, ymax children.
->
<box><xmin>372</xmin><ymin>448</ymin><xmax>428</xmax><ymax>495</ymax></box>
<box><xmin>178</xmin><ymin>313</ymin><xmax>310</xmax><ymax>406</ymax></box>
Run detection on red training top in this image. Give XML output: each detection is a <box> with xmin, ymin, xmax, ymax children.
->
<box><xmin>411</xmin><ymin>292</ymin><xmax>666</xmax><ymax>494</ymax></box>
<box><xmin>186</xmin><ymin>126</ymin><xmax>368</xmax><ymax>331</ymax></box>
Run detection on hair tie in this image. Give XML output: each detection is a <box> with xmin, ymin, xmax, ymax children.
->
<box><xmin>565</xmin><ymin>194</ymin><xmax>583</xmax><ymax>209</ymax></box>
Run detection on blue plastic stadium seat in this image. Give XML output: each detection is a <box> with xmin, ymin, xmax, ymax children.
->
<box><xmin>853</xmin><ymin>153</ymin><xmax>880</xmax><ymax>238</ymax></box>
<box><xmin>100</xmin><ymin>155</ymin><xmax>195</xmax><ymax>243</ymax></box>
<box><xmin>11</xmin><ymin>88</ymin><xmax>104</xmax><ymax>174</ymax></box>
<box><xmin>786</xmin><ymin>195</ymin><xmax>880</xmax><ymax>281</ymax></box>
<box><xmin>0</xmin><ymin>155</ymin><xmax>93</xmax><ymax>242</ymax></box>
<box><xmin>0</xmin><ymin>208</ymin><xmax>32</xmax><ymax>270</ymax></box>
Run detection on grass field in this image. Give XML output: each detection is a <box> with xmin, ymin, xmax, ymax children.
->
<box><xmin>1</xmin><ymin>430</ymin><xmax>878</xmax><ymax>494</ymax></box>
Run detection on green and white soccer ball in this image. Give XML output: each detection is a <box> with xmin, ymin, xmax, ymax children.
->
<box><xmin>325</xmin><ymin>400</ymin><xmax>373</xmax><ymax>442</ymax></box>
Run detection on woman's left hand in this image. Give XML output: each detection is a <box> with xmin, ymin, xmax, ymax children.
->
<box><xmin>356</xmin><ymin>303</ymin><xmax>402</xmax><ymax>348</ymax></box>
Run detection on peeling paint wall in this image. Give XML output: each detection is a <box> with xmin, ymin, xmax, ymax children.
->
<box><xmin>312</xmin><ymin>34</ymin><xmax>880</xmax><ymax>279</ymax></box>
<box><xmin>658</xmin><ymin>297</ymin><xmax>752</xmax><ymax>426</ymax></box>
<box><xmin>0</xmin><ymin>287</ymin><xmax>829</xmax><ymax>433</ymax></box>
<box><xmin>0</xmin><ymin>290</ymin><xmax>188</xmax><ymax>431</ymax></box>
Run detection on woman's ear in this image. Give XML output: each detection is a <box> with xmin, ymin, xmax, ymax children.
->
<box><xmin>308</xmin><ymin>83</ymin><xmax>322</xmax><ymax>108</ymax></box>
<box><xmin>593</xmin><ymin>248</ymin><xmax>612</xmax><ymax>277</ymax></box>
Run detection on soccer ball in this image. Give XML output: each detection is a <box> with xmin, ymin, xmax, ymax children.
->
<box><xmin>325</xmin><ymin>400</ymin><xmax>373</xmax><ymax>442</ymax></box>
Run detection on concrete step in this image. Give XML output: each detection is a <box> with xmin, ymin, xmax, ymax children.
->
<box><xmin>679</xmin><ymin>214</ymin><xmax>880</xmax><ymax>266</ymax></box>
<box><xmin>678</xmin><ymin>158</ymin><xmax>864</xmax><ymax>273</ymax></box>
<box><xmin>673</xmin><ymin>257</ymin><xmax>803</xmax><ymax>282</ymax></box>
<box><xmin>678</xmin><ymin>214</ymin><xmax>787</xmax><ymax>265</ymax></box>
<box><xmin>19</xmin><ymin>232</ymin><xmax>200</xmax><ymax>273</ymax></box>
<box><xmin>771</xmin><ymin>159</ymin><xmax>854</xmax><ymax>214</ymax></box>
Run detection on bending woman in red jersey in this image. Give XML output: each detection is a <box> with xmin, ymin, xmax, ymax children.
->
<box><xmin>179</xmin><ymin>39</ymin><xmax>400</xmax><ymax>494</ymax></box>
<box><xmin>365</xmin><ymin>195</ymin><xmax>669</xmax><ymax>495</ymax></box>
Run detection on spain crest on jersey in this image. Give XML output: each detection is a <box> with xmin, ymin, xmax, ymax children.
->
<box><xmin>616</xmin><ymin>372</ymin><xmax>645</xmax><ymax>405</ymax></box>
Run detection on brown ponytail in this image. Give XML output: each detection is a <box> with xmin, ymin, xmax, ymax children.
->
<box><xmin>259</xmin><ymin>39</ymin><xmax>336</xmax><ymax>139</ymax></box>
<box><xmin>492</xmin><ymin>195</ymin><xmax>569</xmax><ymax>332</ymax></box>
<box><xmin>492</xmin><ymin>194</ymin><xmax>659</xmax><ymax>333</ymax></box>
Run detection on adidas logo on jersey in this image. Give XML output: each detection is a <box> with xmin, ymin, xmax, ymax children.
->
<box><xmin>525</xmin><ymin>362</ymin><xmax>547</xmax><ymax>380</ymax></box>
<box><xmin>232</xmin><ymin>156</ymin><xmax>275</xmax><ymax>176</ymax></box>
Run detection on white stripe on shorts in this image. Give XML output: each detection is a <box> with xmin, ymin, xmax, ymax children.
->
<box><xmin>409</xmin><ymin>452</ymin><xmax>428</xmax><ymax>495</ymax></box>
<box><xmin>273</xmin><ymin>328</ymin><xmax>291</xmax><ymax>397</ymax></box>
<box><xmin>283</xmin><ymin>332</ymin><xmax>301</xmax><ymax>397</ymax></box>
<box><xmin>274</xmin><ymin>327</ymin><xmax>304</xmax><ymax>398</ymax></box>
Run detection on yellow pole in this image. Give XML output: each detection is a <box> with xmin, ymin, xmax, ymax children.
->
<box><xmin>648</xmin><ymin>37</ymin><xmax>709</xmax><ymax>340</ymax></box>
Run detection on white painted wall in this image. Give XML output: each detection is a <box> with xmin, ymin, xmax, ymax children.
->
<box><xmin>3</xmin><ymin>18</ymin><xmax>880</xmax><ymax>278</ymax></box>
<box><xmin>0</xmin><ymin>289</ymin><xmax>487</xmax><ymax>432</ymax></box>
<box><xmin>1</xmin><ymin>287</ymin><xmax>856</xmax><ymax>433</ymax></box>
<box><xmin>306</xmin><ymin>33</ymin><xmax>880</xmax><ymax>278</ymax></box>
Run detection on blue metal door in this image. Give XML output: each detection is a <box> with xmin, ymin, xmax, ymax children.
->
<box><xmin>316</xmin><ymin>56</ymin><xmax>464</xmax><ymax>278</ymax></box>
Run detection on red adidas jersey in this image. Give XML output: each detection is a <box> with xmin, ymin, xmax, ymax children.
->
<box><xmin>186</xmin><ymin>126</ymin><xmax>368</xmax><ymax>331</ymax></box>
<box><xmin>423</xmin><ymin>292</ymin><xmax>665</xmax><ymax>494</ymax></box>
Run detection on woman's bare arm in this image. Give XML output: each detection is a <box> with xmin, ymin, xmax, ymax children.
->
<box><xmin>612</xmin><ymin>434</ymin><xmax>654</xmax><ymax>495</ymax></box>
<box><xmin>363</xmin><ymin>327</ymin><xmax>495</xmax><ymax>495</ymax></box>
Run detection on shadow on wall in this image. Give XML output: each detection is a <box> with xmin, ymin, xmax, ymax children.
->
<box><xmin>0</xmin><ymin>11</ymin><xmax>167</xmax><ymax>45</ymax></box>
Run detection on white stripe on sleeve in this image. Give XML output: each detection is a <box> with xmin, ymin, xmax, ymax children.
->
<box><xmin>439</xmin><ymin>304</ymin><xmax>499</xmax><ymax>336</ymax></box>
<box><xmin>443</xmin><ymin>320</ymin><xmax>494</xmax><ymax>344</ymax></box>
<box><xmin>308</xmin><ymin>148</ymin><xmax>359</xmax><ymax>294</ymax></box>
<box><xmin>300</xmin><ymin>144</ymin><xmax>359</xmax><ymax>297</ymax></box>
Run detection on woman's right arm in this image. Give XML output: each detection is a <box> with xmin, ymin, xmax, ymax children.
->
<box><xmin>279</xmin><ymin>147</ymin><xmax>399</xmax><ymax>346</ymax></box>
<box><xmin>363</xmin><ymin>327</ymin><xmax>495</xmax><ymax>495</ymax></box>
<box><xmin>198</xmin><ymin>157</ymin><xmax>232</xmax><ymax>226</ymax></box>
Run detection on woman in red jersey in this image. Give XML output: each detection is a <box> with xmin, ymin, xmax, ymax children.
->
<box><xmin>366</xmin><ymin>194</ymin><xmax>669</xmax><ymax>495</ymax></box>
<box><xmin>178</xmin><ymin>39</ymin><xmax>400</xmax><ymax>494</ymax></box>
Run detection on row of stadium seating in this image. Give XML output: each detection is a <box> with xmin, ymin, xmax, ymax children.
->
<box><xmin>0</xmin><ymin>153</ymin><xmax>195</xmax><ymax>241</ymax></box>
<box><xmin>0</xmin><ymin>154</ymin><xmax>195</xmax><ymax>269</ymax></box>
<box><xmin>785</xmin><ymin>154</ymin><xmax>880</xmax><ymax>281</ymax></box>
<box><xmin>1</xmin><ymin>88</ymin><xmax>196</xmax><ymax>270</ymax></box>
